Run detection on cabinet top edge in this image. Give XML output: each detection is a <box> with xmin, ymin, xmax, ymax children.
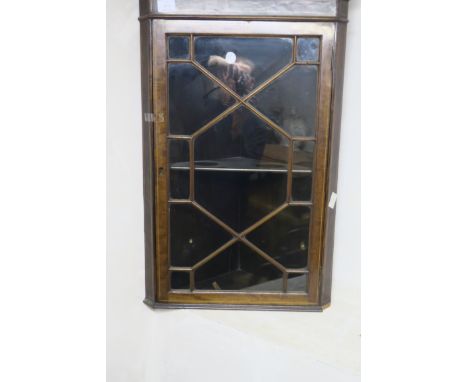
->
<box><xmin>139</xmin><ymin>0</ymin><xmax>350</xmax><ymax>21</ymax></box>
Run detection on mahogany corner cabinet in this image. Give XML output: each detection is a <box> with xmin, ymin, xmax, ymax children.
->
<box><xmin>139</xmin><ymin>0</ymin><xmax>350</xmax><ymax>311</ymax></box>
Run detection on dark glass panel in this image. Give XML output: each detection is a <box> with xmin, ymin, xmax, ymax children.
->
<box><xmin>168</xmin><ymin>63</ymin><xmax>235</xmax><ymax>135</ymax></box>
<box><xmin>194</xmin><ymin>37</ymin><xmax>293</xmax><ymax>96</ymax></box>
<box><xmin>293</xmin><ymin>141</ymin><xmax>314</xmax><ymax>170</ymax></box>
<box><xmin>247</xmin><ymin>206</ymin><xmax>311</xmax><ymax>268</ymax></box>
<box><xmin>195</xmin><ymin>171</ymin><xmax>287</xmax><ymax>232</ymax></box>
<box><xmin>251</xmin><ymin>65</ymin><xmax>318</xmax><ymax>137</ymax></box>
<box><xmin>292</xmin><ymin>174</ymin><xmax>312</xmax><ymax>201</ymax></box>
<box><xmin>169</xmin><ymin>172</ymin><xmax>189</xmax><ymax>200</ymax></box>
<box><xmin>169</xmin><ymin>139</ymin><xmax>189</xmax><ymax>199</ymax></box>
<box><xmin>170</xmin><ymin>271</ymin><xmax>190</xmax><ymax>290</ymax></box>
<box><xmin>194</xmin><ymin>107</ymin><xmax>288</xmax><ymax>231</ymax></box>
<box><xmin>292</xmin><ymin>140</ymin><xmax>314</xmax><ymax>201</ymax></box>
<box><xmin>297</xmin><ymin>37</ymin><xmax>320</xmax><ymax>62</ymax></box>
<box><xmin>170</xmin><ymin>204</ymin><xmax>232</xmax><ymax>267</ymax></box>
<box><xmin>288</xmin><ymin>273</ymin><xmax>308</xmax><ymax>293</ymax></box>
<box><xmin>169</xmin><ymin>139</ymin><xmax>189</xmax><ymax>163</ymax></box>
<box><xmin>168</xmin><ymin>36</ymin><xmax>189</xmax><ymax>59</ymax></box>
<box><xmin>195</xmin><ymin>243</ymin><xmax>283</xmax><ymax>291</ymax></box>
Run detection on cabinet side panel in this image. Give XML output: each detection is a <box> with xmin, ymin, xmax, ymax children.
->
<box><xmin>320</xmin><ymin>21</ymin><xmax>348</xmax><ymax>306</ymax></box>
<box><xmin>337</xmin><ymin>0</ymin><xmax>350</xmax><ymax>19</ymax></box>
<box><xmin>139</xmin><ymin>0</ymin><xmax>152</xmax><ymax>16</ymax></box>
<box><xmin>140</xmin><ymin>20</ymin><xmax>156</xmax><ymax>304</ymax></box>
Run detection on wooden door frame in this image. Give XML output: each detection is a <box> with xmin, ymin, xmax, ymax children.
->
<box><xmin>148</xmin><ymin>19</ymin><xmax>337</xmax><ymax>310</ymax></box>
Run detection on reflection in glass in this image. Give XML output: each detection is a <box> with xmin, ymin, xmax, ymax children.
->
<box><xmin>297</xmin><ymin>37</ymin><xmax>320</xmax><ymax>62</ymax></box>
<box><xmin>194</xmin><ymin>37</ymin><xmax>293</xmax><ymax>96</ymax></box>
<box><xmin>171</xmin><ymin>271</ymin><xmax>190</xmax><ymax>290</ymax></box>
<box><xmin>168</xmin><ymin>63</ymin><xmax>235</xmax><ymax>135</ymax></box>
<box><xmin>247</xmin><ymin>206</ymin><xmax>311</xmax><ymax>268</ymax></box>
<box><xmin>169</xmin><ymin>139</ymin><xmax>189</xmax><ymax>199</ymax></box>
<box><xmin>170</xmin><ymin>204</ymin><xmax>232</xmax><ymax>267</ymax></box>
<box><xmin>195</xmin><ymin>243</ymin><xmax>283</xmax><ymax>291</ymax></box>
<box><xmin>293</xmin><ymin>141</ymin><xmax>314</xmax><ymax>170</ymax></box>
<box><xmin>194</xmin><ymin>107</ymin><xmax>288</xmax><ymax>231</ymax></box>
<box><xmin>251</xmin><ymin>65</ymin><xmax>318</xmax><ymax>137</ymax></box>
<box><xmin>288</xmin><ymin>273</ymin><xmax>308</xmax><ymax>293</ymax></box>
<box><xmin>168</xmin><ymin>36</ymin><xmax>190</xmax><ymax>59</ymax></box>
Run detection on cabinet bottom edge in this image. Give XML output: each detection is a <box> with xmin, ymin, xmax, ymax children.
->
<box><xmin>143</xmin><ymin>298</ymin><xmax>325</xmax><ymax>312</ymax></box>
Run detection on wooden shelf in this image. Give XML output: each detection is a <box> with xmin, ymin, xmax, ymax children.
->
<box><xmin>170</xmin><ymin>156</ymin><xmax>312</xmax><ymax>174</ymax></box>
<box><xmin>195</xmin><ymin>270</ymin><xmax>307</xmax><ymax>292</ymax></box>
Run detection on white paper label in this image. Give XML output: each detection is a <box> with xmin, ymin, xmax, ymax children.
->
<box><xmin>328</xmin><ymin>192</ymin><xmax>337</xmax><ymax>209</ymax></box>
<box><xmin>157</xmin><ymin>0</ymin><xmax>176</xmax><ymax>12</ymax></box>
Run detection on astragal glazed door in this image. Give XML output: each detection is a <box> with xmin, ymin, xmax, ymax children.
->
<box><xmin>151</xmin><ymin>20</ymin><xmax>335</xmax><ymax>310</ymax></box>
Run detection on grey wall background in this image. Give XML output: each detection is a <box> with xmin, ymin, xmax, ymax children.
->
<box><xmin>107</xmin><ymin>1</ymin><xmax>360</xmax><ymax>380</ymax></box>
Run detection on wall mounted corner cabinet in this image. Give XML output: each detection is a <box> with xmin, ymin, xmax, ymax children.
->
<box><xmin>139</xmin><ymin>0</ymin><xmax>350</xmax><ymax>311</ymax></box>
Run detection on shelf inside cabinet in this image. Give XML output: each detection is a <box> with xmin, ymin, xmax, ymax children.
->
<box><xmin>195</xmin><ymin>270</ymin><xmax>307</xmax><ymax>292</ymax></box>
<box><xmin>170</xmin><ymin>156</ymin><xmax>312</xmax><ymax>174</ymax></box>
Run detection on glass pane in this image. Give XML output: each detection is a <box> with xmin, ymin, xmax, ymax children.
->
<box><xmin>288</xmin><ymin>273</ymin><xmax>308</xmax><ymax>293</ymax></box>
<box><xmin>297</xmin><ymin>38</ymin><xmax>320</xmax><ymax>61</ymax></box>
<box><xmin>168</xmin><ymin>36</ymin><xmax>190</xmax><ymax>59</ymax></box>
<box><xmin>293</xmin><ymin>141</ymin><xmax>314</xmax><ymax>170</ymax></box>
<box><xmin>251</xmin><ymin>65</ymin><xmax>318</xmax><ymax>137</ymax></box>
<box><xmin>292</xmin><ymin>141</ymin><xmax>314</xmax><ymax>201</ymax></box>
<box><xmin>195</xmin><ymin>242</ymin><xmax>283</xmax><ymax>291</ymax></box>
<box><xmin>168</xmin><ymin>63</ymin><xmax>235</xmax><ymax>135</ymax></box>
<box><xmin>194</xmin><ymin>107</ymin><xmax>288</xmax><ymax>231</ymax></box>
<box><xmin>169</xmin><ymin>139</ymin><xmax>189</xmax><ymax>199</ymax></box>
<box><xmin>171</xmin><ymin>271</ymin><xmax>190</xmax><ymax>290</ymax></box>
<box><xmin>247</xmin><ymin>206</ymin><xmax>311</xmax><ymax>268</ymax></box>
<box><xmin>194</xmin><ymin>37</ymin><xmax>293</xmax><ymax>96</ymax></box>
<box><xmin>292</xmin><ymin>175</ymin><xmax>312</xmax><ymax>201</ymax></box>
<box><xmin>170</xmin><ymin>204</ymin><xmax>232</xmax><ymax>267</ymax></box>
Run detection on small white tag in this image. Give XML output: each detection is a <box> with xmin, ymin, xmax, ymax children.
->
<box><xmin>157</xmin><ymin>0</ymin><xmax>176</xmax><ymax>12</ymax></box>
<box><xmin>328</xmin><ymin>192</ymin><xmax>337</xmax><ymax>209</ymax></box>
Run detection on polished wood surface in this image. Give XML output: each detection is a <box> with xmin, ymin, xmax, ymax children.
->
<box><xmin>320</xmin><ymin>20</ymin><xmax>349</xmax><ymax>306</ymax></box>
<box><xmin>140</xmin><ymin>19</ymin><xmax>156</xmax><ymax>302</ymax></box>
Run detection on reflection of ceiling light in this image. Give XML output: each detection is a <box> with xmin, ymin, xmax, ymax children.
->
<box><xmin>225</xmin><ymin>51</ymin><xmax>236</xmax><ymax>64</ymax></box>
